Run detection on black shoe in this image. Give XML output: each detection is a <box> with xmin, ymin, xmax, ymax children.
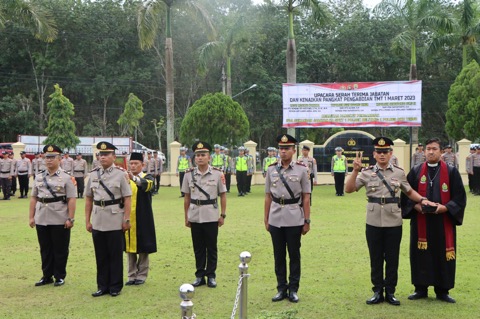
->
<box><xmin>408</xmin><ymin>291</ymin><xmax>428</xmax><ymax>300</ymax></box>
<box><xmin>289</xmin><ymin>291</ymin><xmax>299</xmax><ymax>303</ymax></box>
<box><xmin>92</xmin><ymin>290</ymin><xmax>108</xmax><ymax>297</ymax></box>
<box><xmin>385</xmin><ymin>293</ymin><xmax>400</xmax><ymax>305</ymax></box>
<box><xmin>272</xmin><ymin>291</ymin><xmax>288</xmax><ymax>302</ymax></box>
<box><xmin>238</xmin><ymin>193</ymin><xmax>242</xmax><ymax>197</ymax></box>
<box><xmin>125</xmin><ymin>280</ymin><xmax>136</xmax><ymax>286</ymax></box>
<box><xmin>35</xmin><ymin>277</ymin><xmax>54</xmax><ymax>286</ymax></box>
<box><xmin>134</xmin><ymin>279</ymin><xmax>145</xmax><ymax>285</ymax></box>
<box><xmin>366</xmin><ymin>292</ymin><xmax>384</xmax><ymax>304</ymax></box>
<box><xmin>192</xmin><ymin>277</ymin><xmax>206</xmax><ymax>287</ymax></box>
<box><xmin>436</xmin><ymin>294</ymin><xmax>456</xmax><ymax>303</ymax></box>
<box><xmin>110</xmin><ymin>291</ymin><xmax>121</xmax><ymax>297</ymax></box>
<box><xmin>207</xmin><ymin>278</ymin><xmax>217</xmax><ymax>288</ymax></box>
<box><xmin>54</xmin><ymin>279</ymin><xmax>65</xmax><ymax>287</ymax></box>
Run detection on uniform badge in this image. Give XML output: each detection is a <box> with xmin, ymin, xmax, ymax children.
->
<box><xmin>197</xmin><ymin>143</ymin><xmax>204</xmax><ymax>149</ymax></box>
<box><xmin>420</xmin><ymin>175</ymin><xmax>427</xmax><ymax>184</ymax></box>
<box><xmin>281</xmin><ymin>135</ymin><xmax>288</xmax><ymax>143</ymax></box>
<box><xmin>47</xmin><ymin>146</ymin><xmax>54</xmax><ymax>152</ymax></box>
<box><xmin>100</xmin><ymin>143</ymin><xmax>107</xmax><ymax>150</ymax></box>
<box><xmin>378</xmin><ymin>138</ymin><xmax>386</xmax><ymax>146</ymax></box>
<box><xmin>442</xmin><ymin>183</ymin><xmax>448</xmax><ymax>192</ymax></box>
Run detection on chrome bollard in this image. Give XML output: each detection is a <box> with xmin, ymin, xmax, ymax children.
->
<box><xmin>238</xmin><ymin>251</ymin><xmax>251</xmax><ymax>319</ymax></box>
<box><xmin>179</xmin><ymin>284</ymin><xmax>195</xmax><ymax>319</ymax></box>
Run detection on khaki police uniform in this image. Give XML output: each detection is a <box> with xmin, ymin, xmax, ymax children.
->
<box><xmin>85</xmin><ymin>163</ymin><xmax>132</xmax><ymax>293</ymax></box>
<box><xmin>411</xmin><ymin>151</ymin><xmax>426</xmax><ymax>168</ymax></box>
<box><xmin>153</xmin><ymin>154</ymin><xmax>162</xmax><ymax>193</ymax></box>
<box><xmin>265</xmin><ymin>161</ymin><xmax>310</xmax><ymax>294</ymax></box>
<box><xmin>466</xmin><ymin>152</ymin><xmax>474</xmax><ymax>192</ymax></box>
<box><xmin>73</xmin><ymin>158</ymin><xmax>88</xmax><ymax>198</ymax></box>
<box><xmin>354</xmin><ymin>163</ymin><xmax>411</xmax><ymax>294</ymax></box>
<box><xmin>472</xmin><ymin>152</ymin><xmax>480</xmax><ymax>195</ymax></box>
<box><xmin>299</xmin><ymin>155</ymin><xmax>317</xmax><ymax>204</ymax></box>
<box><xmin>61</xmin><ymin>156</ymin><xmax>74</xmax><ymax>174</ymax></box>
<box><xmin>32</xmin><ymin>169</ymin><xmax>76</xmax><ymax>281</ymax></box>
<box><xmin>16</xmin><ymin>156</ymin><xmax>32</xmax><ymax>198</ymax></box>
<box><xmin>441</xmin><ymin>152</ymin><xmax>457</xmax><ymax>168</ymax></box>
<box><xmin>10</xmin><ymin>156</ymin><xmax>17</xmax><ymax>195</ymax></box>
<box><xmin>389</xmin><ymin>154</ymin><xmax>398</xmax><ymax>166</ymax></box>
<box><xmin>32</xmin><ymin>156</ymin><xmax>45</xmax><ymax>175</ymax></box>
<box><xmin>182</xmin><ymin>166</ymin><xmax>226</xmax><ymax>279</ymax></box>
<box><xmin>0</xmin><ymin>155</ymin><xmax>14</xmax><ymax>200</ymax></box>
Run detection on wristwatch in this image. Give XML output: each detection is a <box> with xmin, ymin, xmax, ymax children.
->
<box><xmin>67</xmin><ymin>218</ymin><xmax>75</xmax><ymax>223</ymax></box>
<box><xmin>419</xmin><ymin>197</ymin><xmax>428</xmax><ymax>203</ymax></box>
<box><xmin>220</xmin><ymin>214</ymin><xmax>226</xmax><ymax>219</ymax></box>
<box><xmin>124</xmin><ymin>219</ymin><xmax>130</xmax><ymax>224</ymax></box>
<box><xmin>304</xmin><ymin>218</ymin><xmax>311</xmax><ymax>224</ymax></box>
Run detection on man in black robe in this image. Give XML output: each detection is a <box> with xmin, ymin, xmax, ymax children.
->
<box><xmin>401</xmin><ymin>138</ymin><xmax>466</xmax><ymax>303</ymax></box>
<box><xmin>125</xmin><ymin>152</ymin><xmax>157</xmax><ymax>286</ymax></box>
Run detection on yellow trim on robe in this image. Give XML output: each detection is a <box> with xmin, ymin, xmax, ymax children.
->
<box><xmin>125</xmin><ymin>174</ymin><xmax>139</xmax><ymax>253</ymax></box>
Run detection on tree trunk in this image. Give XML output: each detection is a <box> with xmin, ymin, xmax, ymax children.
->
<box><xmin>165</xmin><ymin>37</ymin><xmax>174</xmax><ymax>153</ymax></box>
<box><xmin>409</xmin><ymin>63</ymin><xmax>418</xmax><ymax>144</ymax></box>
<box><xmin>221</xmin><ymin>63</ymin><xmax>226</xmax><ymax>95</ymax></box>
<box><xmin>286</xmin><ymin>38</ymin><xmax>296</xmax><ymax>137</ymax></box>
<box><xmin>102</xmin><ymin>97</ymin><xmax>108</xmax><ymax>135</ymax></box>
<box><xmin>226</xmin><ymin>56</ymin><xmax>232</xmax><ymax>96</ymax></box>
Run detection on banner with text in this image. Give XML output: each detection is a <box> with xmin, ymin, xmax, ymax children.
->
<box><xmin>282</xmin><ymin>81</ymin><xmax>422</xmax><ymax>128</ymax></box>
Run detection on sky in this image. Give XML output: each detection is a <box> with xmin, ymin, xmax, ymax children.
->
<box><xmin>251</xmin><ymin>0</ymin><xmax>382</xmax><ymax>8</ymax></box>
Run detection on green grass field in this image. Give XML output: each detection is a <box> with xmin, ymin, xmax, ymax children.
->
<box><xmin>0</xmin><ymin>185</ymin><xmax>479</xmax><ymax>319</ymax></box>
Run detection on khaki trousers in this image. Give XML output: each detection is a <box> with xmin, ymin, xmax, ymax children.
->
<box><xmin>127</xmin><ymin>253</ymin><xmax>150</xmax><ymax>281</ymax></box>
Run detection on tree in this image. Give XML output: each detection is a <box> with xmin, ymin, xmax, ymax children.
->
<box><xmin>152</xmin><ymin>117</ymin><xmax>166</xmax><ymax>152</ymax></box>
<box><xmin>426</xmin><ymin>0</ymin><xmax>480</xmax><ymax>68</ymax></box>
<box><xmin>446</xmin><ymin>60</ymin><xmax>480</xmax><ymax>141</ymax></box>
<box><xmin>43</xmin><ymin>84</ymin><xmax>80</xmax><ymax>150</ymax></box>
<box><xmin>137</xmin><ymin>0</ymin><xmax>216</xmax><ymax>153</ymax></box>
<box><xmin>118</xmin><ymin>93</ymin><xmax>144</xmax><ymax>137</ymax></box>
<box><xmin>0</xmin><ymin>94</ymin><xmax>39</xmax><ymax>142</ymax></box>
<box><xmin>0</xmin><ymin>0</ymin><xmax>57</xmax><ymax>42</ymax></box>
<box><xmin>179</xmin><ymin>93</ymin><xmax>249</xmax><ymax>145</ymax></box>
<box><xmin>374</xmin><ymin>0</ymin><xmax>455</xmax><ymax>143</ymax></box>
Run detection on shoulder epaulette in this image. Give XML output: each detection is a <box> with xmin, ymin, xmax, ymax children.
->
<box><xmin>393</xmin><ymin>164</ymin><xmax>404</xmax><ymax>171</ymax></box>
<box><xmin>362</xmin><ymin>165</ymin><xmax>374</xmax><ymax>171</ymax></box>
<box><xmin>296</xmin><ymin>161</ymin><xmax>306</xmax><ymax>167</ymax></box>
<box><xmin>90</xmin><ymin>167</ymin><xmax>100</xmax><ymax>172</ymax></box>
<box><xmin>114</xmin><ymin>166</ymin><xmax>125</xmax><ymax>171</ymax></box>
<box><xmin>268</xmin><ymin>162</ymin><xmax>277</xmax><ymax>167</ymax></box>
<box><xmin>212</xmin><ymin>167</ymin><xmax>222</xmax><ymax>171</ymax></box>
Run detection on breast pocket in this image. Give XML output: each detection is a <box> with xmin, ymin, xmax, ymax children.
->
<box><xmin>287</xmin><ymin>175</ymin><xmax>300</xmax><ymax>183</ymax></box>
<box><xmin>367</xmin><ymin>182</ymin><xmax>379</xmax><ymax>191</ymax></box>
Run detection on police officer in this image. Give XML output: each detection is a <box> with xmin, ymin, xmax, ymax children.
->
<box><xmin>222</xmin><ymin>147</ymin><xmax>233</xmax><ymax>193</ymax></box>
<box><xmin>182</xmin><ymin>141</ymin><xmax>226</xmax><ymax>288</ymax></box>
<box><xmin>466</xmin><ymin>147</ymin><xmax>475</xmax><ymax>193</ymax></box>
<box><xmin>262</xmin><ymin>147</ymin><xmax>277</xmax><ymax>178</ymax></box>
<box><xmin>331</xmin><ymin>147</ymin><xmax>348</xmax><ymax>196</ymax></box>
<box><xmin>92</xmin><ymin>153</ymin><xmax>101</xmax><ymax>170</ymax></box>
<box><xmin>0</xmin><ymin>152</ymin><xmax>14</xmax><ymax>200</ymax></box>
<box><xmin>176</xmin><ymin>147</ymin><xmax>192</xmax><ymax>197</ymax></box>
<box><xmin>299</xmin><ymin>145</ymin><xmax>317</xmax><ymax>204</ymax></box>
<box><xmin>85</xmin><ymin>141</ymin><xmax>132</xmax><ymax>297</ymax></box>
<box><xmin>73</xmin><ymin>153</ymin><xmax>88</xmax><ymax>198</ymax></box>
<box><xmin>32</xmin><ymin>153</ymin><xmax>41</xmax><ymax>176</ymax></box>
<box><xmin>60</xmin><ymin>152</ymin><xmax>74</xmax><ymax>175</ymax></box>
<box><xmin>471</xmin><ymin>146</ymin><xmax>480</xmax><ymax>195</ymax></box>
<box><xmin>411</xmin><ymin>143</ymin><xmax>426</xmax><ymax>168</ymax></box>
<box><xmin>16</xmin><ymin>151</ymin><xmax>32</xmax><ymax>198</ymax></box>
<box><xmin>210</xmin><ymin>144</ymin><xmax>226</xmax><ymax>172</ymax></box>
<box><xmin>345</xmin><ymin>137</ymin><xmax>434</xmax><ymax>306</ymax></box>
<box><xmin>9</xmin><ymin>153</ymin><xmax>17</xmax><ymax>196</ymax></box>
<box><xmin>153</xmin><ymin>150</ymin><xmax>163</xmax><ymax>194</ymax></box>
<box><xmin>234</xmin><ymin>147</ymin><xmax>248</xmax><ymax>196</ymax></box>
<box><xmin>145</xmin><ymin>151</ymin><xmax>156</xmax><ymax>193</ymax></box>
<box><xmin>29</xmin><ymin>144</ymin><xmax>76</xmax><ymax>287</ymax></box>
<box><xmin>245</xmin><ymin>149</ymin><xmax>254</xmax><ymax>193</ymax></box>
<box><xmin>265</xmin><ymin>134</ymin><xmax>311</xmax><ymax>303</ymax></box>
<box><xmin>441</xmin><ymin>145</ymin><xmax>458</xmax><ymax>168</ymax></box>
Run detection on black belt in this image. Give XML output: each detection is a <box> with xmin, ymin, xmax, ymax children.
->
<box><xmin>1</xmin><ymin>171</ymin><xmax>10</xmax><ymax>173</ymax></box>
<box><xmin>19</xmin><ymin>170</ymin><xmax>28</xmax><ymax>173</ymax></box>
<box><xmin>37</xmin><ymin>196</ymin><xmax>66</xmax><ymax>203</ymax></box>
<box><xmin>150</xmin><ymin>170</ymin><xmax>155</xmax><ymax>172</ymax></box>
<box><xmin>94</xmin><ymin>198</ymin><xmax>122</xmax><ymax>207</ymax></box>
<box><xmin>271</xmin><ymin>195</ymin><xmax>301</xmax><ymax>205</ymax></box>
<box><xmin>190</xmin><ymin>198</ymin><xmax>217</xmax><ymax>206</ymax></box>
<box><xmin>74</xmin><ymin>170</ymin><xmax>84</xmax><ymax>172</ymax></box>
<box><xmin>367</xmin><ymin>197</ymin><xmax>399</xmax><ymax>204</ymax></box>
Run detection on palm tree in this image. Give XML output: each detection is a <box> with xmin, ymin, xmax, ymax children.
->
<box><xmin>425</xmin><ymin>0</ymin><xmax>480</xmax><ymax>68</ymax></box>
<box><xmin>272</xmin><ymin>0</ymin><xmax>329</xmax><ymax>135</ymax></box>
<box><xmin>137</xmin><ymin>0</ymin><xmax>215</xmax><ymax>153</ymax></box>
<box><xmin>198</xmin><ymin>16</ymin><xmax>246</xmax><ymax>96</ymax></box>
<box><xmin>374</xmin><ymin>0</ymin><xmax>454</xmax><ymax>143</ymax></box>
<box><xmin>0</xmin><ymin>0</ymin><xmax>57</xmax><ymax>42</ymax></box>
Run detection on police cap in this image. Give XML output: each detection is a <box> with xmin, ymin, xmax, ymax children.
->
<box><xmin>302</xmin><ymin>145</ymin><xmax>310</xmax><ymax>151</ymax></box>
<box><xmin>192</xmin><ymin>141</ymin><xmax>211</xmax><ymax>153</ymax></box>
<box><xmin>372</xmin><ymin>137</ymin><xmax>394</xmax><ymax>151</ymax></box>
<box><xmin>96</xmin><ymin>141</ymin><xmax>117</xmax><ymax>153</ymax></box>
<box><xmin>43</xmin><ymin>144</ymin><xmax>62</xmax><ymax>157</ymax></box>
<box><xmin>214</xmin><ymin>144</ymin><xmax>221</xmax><ymax>149</ymax></box>
<box><xmin>335</xmin><ymin>147</ymin><xmax>343</xmax><ymax>152</ymax></box>
<box><xmin>444</xmin><ymin>144</ymin><xmax>452</xmax><ymax>149</ymax></box>
<box><xmin>277</xmin><ymin>134</ymin><xmax>297</xmax><ymax>148</ymax></box>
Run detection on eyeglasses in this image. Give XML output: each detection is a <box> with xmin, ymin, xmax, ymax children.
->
<box><xmin>375</xmin><ymin>150</ymin><xmax>390</xmax><ymax>154</ymax></box>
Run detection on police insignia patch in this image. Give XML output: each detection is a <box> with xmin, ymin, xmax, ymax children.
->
<box><xmin>47</xmin><ymin>146</ymin><xmax>54</xmax><ymax>152</ymax></box>
<box><xmin>281</xmin><ymin>135</ymin><xmax>288</xmax><ymax>143</ymax></box>
<box><xmin>378</xmin><ymin>138</ymin><xmax>385</xmax><ymax>146</ymax></box>
<box><xmin>198</xmin><ymin>143</ymin><xmax>204</xmax><ymax>149</ymax></box>
<box><xmin>100</xmin><ymin>143</ymin><xmax>107</xmax><ymax>150</ymax></box>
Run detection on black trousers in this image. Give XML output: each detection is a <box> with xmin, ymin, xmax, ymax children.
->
<box><xmin>18</xmin><ymin>174</ymin><xmax>29</xmax><ymax>196</ymax></box>
<box><xmin>334</xmin><ymin>172</ymin><xmax>346</xmax><ymax>195</ymax></box>
<box><xmin>468</xmin><ymin>173</ymin><xmax>473</xmax><ymax>192</ymax></box>
<box><xmin>225</xmin><ymin>173</ymin><xmax>231</xmax><ymax>192</ymax></box>
<box><xmin>92</xmin><ymin>229</ymin><xmax>124</xmax><ymax>293</ymax></box>
<box><xmin>36</xmin><ymin>225</ymin><xmax>71</xmax><ymax>280</ymax></box>
<box><xmin>1</xmin><ymin>177</ymin><xmax>11</xmax><ymax>199</ymax></box>
<box><xmin>75</xmin><ymin>177</ymin><xmax>85</xmax><ymax>197</ymax></box>
<box><xmin>155</xmin><ymin>174</ymin><xmax>160</xmax><ymax>192</ymax></box>
<box><xmin>179</xmin><ymin>172</ymin><xmax>185</xmax><ymax>195</ymax></box>
<box><xmin>236</xmin><ymin>171</ymin><xmax>247</xmax><ymax>194</ymax></box>
<box><xmin>473</xmin><ymin>167</ymin><xmax>480</xmax><ymax>194</ymax></box>
<box><xmin>269</xmin><ymin>225</ymin><xmax>303</xmax><ymax>293</ymax></box>
<box><xmin>366</xmin><ymin>224</ymin><xmax>402</xmax><ymax>294</ymax></box>
<box><xmin>190</xmin><ymin>222</ymin><xmax>218</xmax><ymax>278</ymax></box>
<box><xmin>11</xmin><ymin>176</ymin><xmax>16</xmax><ymax>194</ymax></box>
<box><xmin>246</xmin><ymin>174</ymin><xmax>252</xmax><ymax>192</ymax></box>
